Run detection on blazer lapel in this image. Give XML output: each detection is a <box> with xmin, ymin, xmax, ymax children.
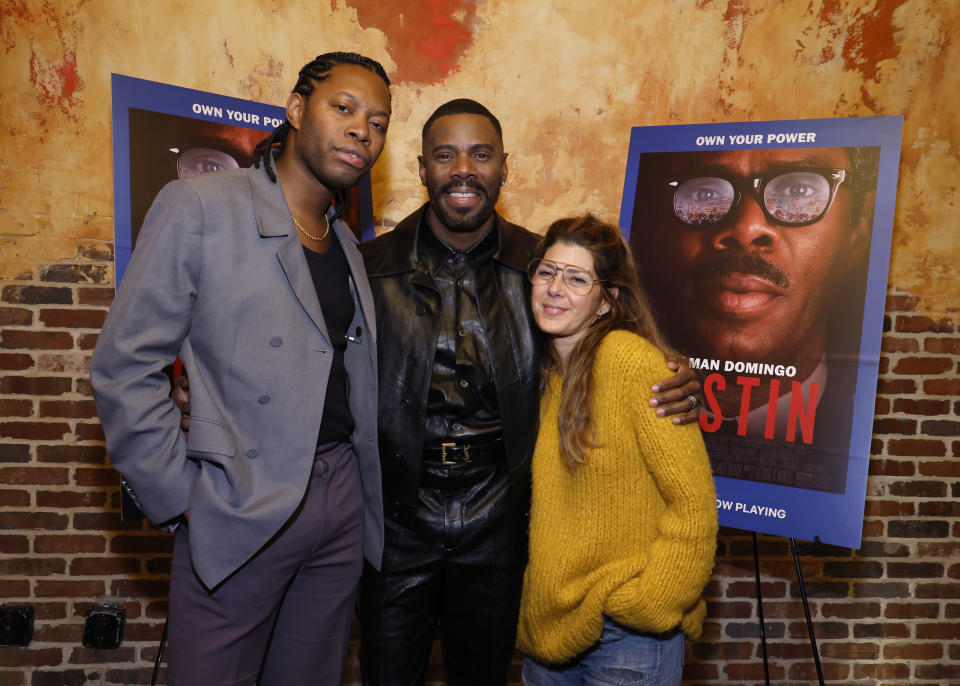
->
<box><xmin>276</xmin><ymin>234</ymin><xmax>330</xmax><ymax>345</ymax></box>
<box><xmin>249</xmin><ymin>167</ymin><xmax>330</xmax><ymax>345</ymax></box>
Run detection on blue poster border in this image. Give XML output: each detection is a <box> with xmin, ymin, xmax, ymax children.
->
<box><xmin>618</xmin><ymin>116</ymin><xmax>903</xmax><ymax>548</ymax></box>
<box><xmin>110</xmin><ymin>73</ymin><xmax>376</xmax><ymax>285</ymax></box>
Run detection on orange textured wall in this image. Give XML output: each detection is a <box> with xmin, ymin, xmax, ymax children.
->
<box><xmin>1</xmin><ymin>1</ymin><xmax>958</xmax><ymax>684</ymax></box>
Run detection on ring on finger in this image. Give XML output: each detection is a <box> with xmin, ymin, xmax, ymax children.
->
<box><xmin>687</xmin><ymin>394</ymin><xmax>699</xmax><ymax>410</ymax></box>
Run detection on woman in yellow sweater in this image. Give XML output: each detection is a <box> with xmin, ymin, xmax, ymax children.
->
<box><xmin>518</xmin><ymin>214</ymin><xmax>718</xmax><ymax>685</ymax></box>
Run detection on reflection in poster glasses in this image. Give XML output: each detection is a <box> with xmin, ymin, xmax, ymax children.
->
<box><xmin>668</xmin><ymin>168</ymin><xmax>848</xmax><ymax>228</ymax></box>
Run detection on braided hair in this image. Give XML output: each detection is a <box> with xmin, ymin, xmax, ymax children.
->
<box><xmin>253</xmin><ymin>52</ymin><xmax>391</xmax><ymax>183</ymax></box>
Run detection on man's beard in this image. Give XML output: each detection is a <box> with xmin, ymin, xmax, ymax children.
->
<box><xmin>428</xmin><ymin>179</ymin><xmax>501</xmax><ymax>233</ymax></box>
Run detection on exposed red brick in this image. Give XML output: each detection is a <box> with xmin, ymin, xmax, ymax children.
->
<box><xmin>66</xmin><ymin>646</ymin><xmax>136</xmax><ymax>664</ymax></box>
<box><xmin>894</xmin><ymin>315</ymin><xmax>954</xmax><ymax>333</ymax></box>
<box><xmin>34</xmin><ymin>579</ymin><xmax>105</xmax><ymax>598</ymax></box>
<box><xmin>883</xmin><ymin>641</ymin><xmax>944</xmax><ymax>659</ymax></box>
<box><xmin>919</xmin><ymin>460</ymin><xmax>960</xmax><ymax>477</ymax></box>
<box><xmin>876</xmin><ymin>378</ymin><xmax>915</xmax><ymax>394</ymax></box>
<box><xmin>1</xmin><ymin>285</ymin><xmax>72</xmax><ymax>305</ymax></box>
<box><xmin>887</xmin><ymin>479</ymin><xmax>946</xmax><ymax>497</ymax></box>
<box><xmin>0</xmin><ymin>398</ymin><xmax>33</xmax><ymax>416</ymax></box>
<box><xmin>110</xmin><ymin>535</ymin><xmax>174</xmax><ymax>555</ymax></box>
<box><xmin>925</xmin><ymin>377</ymin><xmax>960</xmax><ymax>395</ymax></box>
<box><xmin>893</xmin><ymin>397</ymin><xmax>951</xmax><ymax>415</ymax></box>
<box><xmin>0</xmin><ymin>307</ymin><xmax>33</xmax><ymax>326</ymax></box>
<box><xmin>823</xmin><ymin>561</ymin><xmax>883</xmax><ymax>578</ymax></box>
<box><xmin>74</xmin><ymin>422</ymin><xmax>105</xmax><ymax>441</ymax></box>
<box><xmin>0</xmin><ymin>535</ymin><xmax>30</xmax><ymax>553</ymax></box>
<box><xmin>69</xmin><ymin>557</ymin><xmax>141</xmax><ymax>576</ymax></box>
<box><xmin>885</xmin><ymin>602</ymin><xmax>940</xmax><ymax>618</ymax></box>
<box><xmin>34</xmin><ymin>534</ymin><xmax>105</xmax><ymax>554</ymax></box>
<box><xmin>73</xmin><ymin>467</ymin><xmax>117</xmax><ymax>486</ymax></box>
<box><xmin>0</xmin><ymin>579</ymin><xmax>30</xmax><ymax>597</ymax></box>
<box><xmin>874</xmin><ymin>395</ymin><xmax>890</xmax><ymax>414</ymax></box>
<box><xmin>38</xmin><ymin>399</ymin><xmax>97</xmax><ymax>418</ymax></box>
<box><xmin>919</xmin><ymin>500</ymin><xmax>960</xmax><ymax>516</ymax></box>
<box><xmin>0</xmin><ymin>466</ymin><xmax>68</xmax><ymax>485</ymax></box>
<box><xmin>40</xmin><ymin>264</ymin><xmax>109</xmax><ymax>284</ymax></box>
<box><xmin>0</xmin><ymin>375</ymin><xmax>71</xmax><ymax>395</ymax></box>
<box><xmin>110</xmin><ymin>578</ymin><xmax>170</xmax><ymax>597</ymax></box>
<box><xmin>915</xmin><ymin>583</ymin><xmax>960</xmax><ymax>599</ymax></box>
<box><xmin>881</xmin><ymin>335</ymin><xmax>920</xmax><ymax>352</ymax></box>
<box><xmin>887</xmin><ymin>438</ymin><xmax>947</xmax><ymax>457</ymax></box>
<box><xmin>36</xmin><ymin>489</ymin><xmax>107</xmax><ymax>508</ymax></box>
<box><xmin>0</xmin><ymin>330</ymin><xmax>73</xmax><ymax>350</ymax></box>
<box><xmin>924</xmin><ymin>336</ymin><xmax>960</xmax><ymax>354</ymax></box>
<box><xmin>0</xmin><ymin>648</ymin><xmax>62</xmax><ymax>667</ymax></box>
<box><xmin>867</xmin><ymin>459</ymin><xmax>916</xmax><ymax>476</ymax></box>
<box><xmin>921</xmin><ymin>419</ymin><xmax>960</xmax><ymax>436</ymax></box>
<box><xmin>0</xmin><ymin>353</ymin><xmax>35</xmax><ymax>370</ymax></box>
<box><xmin>12</xmin><ymin>431</ymin><xmax>73</xmax><ymax>461</ymax></box>
<box><xmin>0</xmin><ymin>444</ymin><xmax>31</xmax><ymax>463</ymax></box>
<box><xmin>916</xmin><ymin>663</ymin><xmax>960</xmax><ymax>679</ymax></box>
<box><xmin>888</xmin><ymin>520</ymin><xmax>949</xmax><ymax>538</ymax></box>
<box><xmin>891</xmin><ymin>356</ymin><xmax>954</xmax><ymax>375</ymax></box>
<box><xmin>39</xmin><ymin>308</ymin><xmax>107</xmax><ymax>328</ymax></box>
<box><xmin>0</xmin><ymin>489</ymin><xmax>30</xmax><ymax>507</ymax></box>
<box><xmin>73</xmin><ymin>512</ymin><xmax>143</xmax><ymax>531</ymax></box>
<box><xmin>77</xmin><ymin>287</ymin><xmax>114</xmax><ymax>306</ymax></box>
<box><xmin>36</xmin><ymin>445</ymin><xmax>106</xmax><ymax>464</ymax></box>
<box><xmin>872</xmin><ymin>417</ymin><xmax>916</xmax><ymax>434</ymax></box>
<box><xmin>0</xmin><ymin>557</ymin><xmax>65</xmax><ymax>576</ymax></box>
<box><xmin>77</xmin><ymin>332</ymin><xmax>99</xmax><ymax>350</ymax></box>
<box><xmin>0</xmin><ymin>511</ymin><xmax>68</xmax><ymax>530</ymax></box>
<box><xmin>885</xmin><ymin>293</ymin><xmax>921</xmax><ymax>311</ymax></box>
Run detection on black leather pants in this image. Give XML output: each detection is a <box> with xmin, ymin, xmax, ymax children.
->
<box><xmin>359</xmin><ymin>459</ymin><xmax>527</xmax><ymax>686</ymax></box>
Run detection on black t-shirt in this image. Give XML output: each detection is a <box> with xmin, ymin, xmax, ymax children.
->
<box><xmin>303</xmin><ymin>235</ymin><xmax>355</xmax><ymax>446</ymax></box>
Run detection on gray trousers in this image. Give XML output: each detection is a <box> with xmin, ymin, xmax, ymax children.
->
<box><xmin>167</xmin><ymin>442</ymin><xmax>363</xmax><ymax>686</ymax></box>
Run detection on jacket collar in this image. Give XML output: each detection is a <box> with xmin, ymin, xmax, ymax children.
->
<box><xmin>367</xmin><ymin>203</ymin><xmax>534</xmax><ymax>277</ymax></box>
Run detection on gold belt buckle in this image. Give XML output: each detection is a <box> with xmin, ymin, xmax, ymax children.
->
<box><xmin>440</xmin><ymin>442</ymin><xmax>471</xmax><ymax>465</ymax></box>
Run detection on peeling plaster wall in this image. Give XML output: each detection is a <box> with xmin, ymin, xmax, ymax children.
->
<box><xmin>1</xmin><ymin>1</ymin><xmax>959</xmax><ymax>684</ymax></box>
<box><xmin>1</xmin><ymin>0</ymin><xmax>957</xmax><ymax>312</ymax></box>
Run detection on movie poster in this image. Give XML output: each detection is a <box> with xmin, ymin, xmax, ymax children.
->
<box><xmin>110</xmin><ymin>74</ymin><xmax>376</xmax><ymax>285</ymax></box>
<box><xmin>619</xmin><ymin>116</ymin><xmax>903</xmax><ymax>548</ymax></box>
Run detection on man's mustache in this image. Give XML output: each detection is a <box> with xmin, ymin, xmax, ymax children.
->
<box><xmin>702</xmin><ymin>252</ymin><xmax>791</xmax><ymax>289</ymax></box>
<box><xmin>441</xmin><ymin>179</ymin><xmax>487</xmax><ymax>196</ymax></box>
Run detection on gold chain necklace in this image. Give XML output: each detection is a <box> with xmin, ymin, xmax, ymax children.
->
<box><xmin>293</xmin><ymin>214</ymin><xmax>330</xmax><ymax>241</ymax></box>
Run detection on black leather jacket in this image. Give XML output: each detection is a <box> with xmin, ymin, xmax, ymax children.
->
<box><xmin>360</xmin><ymin>204</ymin><xmax>543</xmax><ymax>527</ymax></box>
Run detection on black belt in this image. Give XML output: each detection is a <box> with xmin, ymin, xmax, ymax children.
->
<box><xmin>423</xmin><ymin>440</ymin><xmax>504</xmax><ymax>466</ymax></box>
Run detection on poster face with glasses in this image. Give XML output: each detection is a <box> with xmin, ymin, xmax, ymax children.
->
<box><xmin>619</xmin><ymin>116</ymin><xmax>903</xmax><ymax>548</ymax></box>
<box><xmin>110</xmin><ymin>73</ymin><xmax>376</xmax><ymax>285</ymax></box>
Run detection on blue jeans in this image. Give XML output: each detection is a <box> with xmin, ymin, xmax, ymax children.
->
<box><xmin>522</xmin><ymin>618</ymin><xmax>685</xmax><ymax>686</ymax></box>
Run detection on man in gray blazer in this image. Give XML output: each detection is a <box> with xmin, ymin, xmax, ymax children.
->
<box><xmin>90</xmin><ymin>52</ymin><xmax>391</xmax><ymax>686</ymax></box>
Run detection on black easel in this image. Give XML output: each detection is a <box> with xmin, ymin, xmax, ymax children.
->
<box><xmin>752</xmin><ymin>533</ymin><xmax>825</xmax><ymax>686</ymax></box>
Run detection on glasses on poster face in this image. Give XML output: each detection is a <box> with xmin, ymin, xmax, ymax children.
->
<box><xmin>527</xmin><ymin>259</ymin><xmax>601</xmax><ymax>295</ymax></box>
<box><xmin>668</xmin><ymin>168</ymin><xmax>848</xmax><ymax>228</ymax></box>
<box><xmin>175</xmin><ymin>148</ymin><xmax>240</xmax><ymax>179</ymax></box>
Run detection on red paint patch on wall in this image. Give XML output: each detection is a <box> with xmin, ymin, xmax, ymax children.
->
<box><xmin>29</xmin><ymin>47</ymin><xmax>84</xmax><ymax>108</ymax></box>
<box><xmin>348</xmin><ymin>0</ymin><xmax>478</xmax><ymax>84</ymax></box>
<box><xmin>840</xmin><ymin>0</ymin><xmax>908</xmax><ymax>82</ymax></box>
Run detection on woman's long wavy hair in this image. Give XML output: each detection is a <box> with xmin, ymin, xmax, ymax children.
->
<box><xmin>535</xmin><ymin>214</ymin><xmax>676</xmax><ymax>468</ymax></box>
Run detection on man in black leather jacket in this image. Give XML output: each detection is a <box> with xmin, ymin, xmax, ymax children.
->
<box><xmin>357</xmin><ymin>99</ymin><xmax>703</xmax><ymax>686</ymax></box>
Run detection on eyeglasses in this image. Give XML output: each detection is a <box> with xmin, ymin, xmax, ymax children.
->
<box><xmin>175</xmin><ymin>148</ymin><xmax>240</xmax><ymax>179</ymax></box>
<box><xmin>668</xmin><ymin>168</ymin><xmax>848</xmax><ymax>228</ymax></box>
<box><xmin>527</xmin><ymin>259</ymin><xmax>600</xmax><ymax>295</ymax></box>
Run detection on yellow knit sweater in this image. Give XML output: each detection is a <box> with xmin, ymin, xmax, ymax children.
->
<box><xmin>517</xmin><ymin>330</ymin><xmax>718</xmax><ymax>665</ymax></box>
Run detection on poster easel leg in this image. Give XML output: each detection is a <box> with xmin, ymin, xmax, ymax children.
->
<box><xmin>752</xmin><ymin>532</ymin><xmax>771</xmax><ymax>686</ymax></box>
<box><xmin>790</xmin><ymin>537</ymin><xmax>825</xmax><ymax>686</ymax></box>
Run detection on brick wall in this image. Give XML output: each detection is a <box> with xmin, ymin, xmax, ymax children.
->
<box><xmin>2</xmin><ymin>1</ymin><xmax>959</xmax><ymax>684</ymax></box>
<box><xmin>2</xmin><ymin>261</ymin><xmax>958</xmax><ymax>685</ymax></box>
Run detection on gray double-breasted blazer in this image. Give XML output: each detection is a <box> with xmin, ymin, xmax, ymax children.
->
<box><xmin>91</xmin><ymin>165</ymin><xmax>383</xmax><ymax>589</ymax></box>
